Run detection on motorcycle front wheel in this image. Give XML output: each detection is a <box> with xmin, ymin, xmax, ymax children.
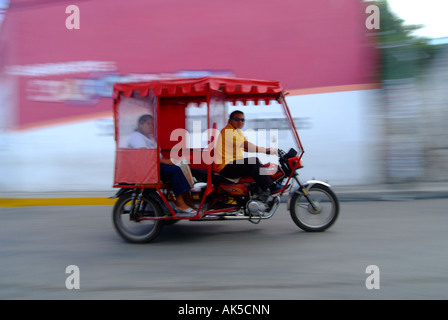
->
<box><xmin>290</xmin><ymin>184</ymin><xmax>339</xmax><ymax>232</ymax></box>
<box><xmin>112</xmin><ymin>193</ymin><xmax>164</xmax><ymax>243</ymax></box>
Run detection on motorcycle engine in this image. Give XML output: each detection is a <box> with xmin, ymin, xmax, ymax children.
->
<box><xmin>246</xmin><ymin>200</ymin><xmax>267</xmax><ymax>216</ymax></box>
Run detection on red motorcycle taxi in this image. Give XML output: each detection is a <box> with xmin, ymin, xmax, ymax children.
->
<box><xmin>110</xmin><ymin>76</ymin><xmax>339</xmax><ymax>243</ymax></box>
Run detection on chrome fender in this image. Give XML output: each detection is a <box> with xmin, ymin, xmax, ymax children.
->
<box><xmin>287</xmin><ymin>180</ymin><xmax>331</xmax><ymax>210</ymax></box>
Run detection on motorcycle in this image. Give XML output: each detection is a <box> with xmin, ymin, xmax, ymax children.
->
<box><xmin>110</xmin><ymin>76</ymin><xmax>339</xmax><ymax>243</ymax></box>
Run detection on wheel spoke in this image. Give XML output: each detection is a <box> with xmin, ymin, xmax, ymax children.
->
<box><xmin>113</xmin><ymin>193</ymin><xmax>163</xmax><ymax>243</ymax></box>
<box><xmin>290</xmin><ymin>185</ymin><xmax>339</xmax><ymax>232</ymax></box>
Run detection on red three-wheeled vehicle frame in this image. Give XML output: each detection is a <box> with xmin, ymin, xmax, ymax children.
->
<box><xmin>111</xmin><ymin>76</ymin><xmax>339</xmax><ymax>243</ymax></box>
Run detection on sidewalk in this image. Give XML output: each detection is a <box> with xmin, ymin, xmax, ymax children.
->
<box><xmin>333</xmin><ymin>182</ymin><xmax>448</xmax><ymax>201</ymax></box>
<box><xmin>1</xmin><ymin>182</ymin><xmax>448</xmax><ymax>207</ymax></box>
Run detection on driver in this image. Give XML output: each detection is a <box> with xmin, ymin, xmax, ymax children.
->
<box><xmin>215</xmin><ymin>110</ymin><xmax>285</xmax><ymax>195</ymax></box>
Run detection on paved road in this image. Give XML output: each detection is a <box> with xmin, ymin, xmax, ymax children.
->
<box><xmin>1</xmin><ymin>199</ymin><xmax>447</xmax><ymax>300</ymax></box>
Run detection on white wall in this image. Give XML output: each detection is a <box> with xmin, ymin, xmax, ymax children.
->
<box><xmin>285</xmin><ymin>89</ymin><xmax>383</xmax><ymax>185</ymax></box>
<box><xmin>0</xmin><ymin>118</ymin><xmax>116</xmax><ymax>193</ymax></box>
<box><xmin>0</xmin><ymin>88</ymin><xmax>382</xmax><ymax>193</ymax></box>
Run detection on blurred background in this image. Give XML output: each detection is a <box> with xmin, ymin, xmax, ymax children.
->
<box><xmin>0</xmin><ymin>0</ymin><xmax>447</xmax><ymax>192</ymax></box>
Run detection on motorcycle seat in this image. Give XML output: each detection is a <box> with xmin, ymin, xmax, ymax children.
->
<box><xmin>212</xmin><ymin>172</ymin><xmax>240</xmax><ymax>184</ymax></box>
<box><xmin>212</xmin><ymin>172</ymin><xmax>256</xmax><ymax>185</ymax></box>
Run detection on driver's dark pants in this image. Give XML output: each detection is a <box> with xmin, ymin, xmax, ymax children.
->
<box><xmin>219</xmin><ymin>157</ymin><xmax>274</xmax><ymax>191</ymax></box>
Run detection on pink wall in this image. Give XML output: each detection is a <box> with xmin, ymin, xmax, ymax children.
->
<box><xmin>1</xmin><ymin>0</ymin><xmax>378</xmax><ymax>128</ymax></box>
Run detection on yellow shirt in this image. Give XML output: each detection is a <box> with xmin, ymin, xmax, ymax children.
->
<box><xmin>214</xmin><ymin>123</ymin><xmax>247</xmax><ymax>172</ymax></box>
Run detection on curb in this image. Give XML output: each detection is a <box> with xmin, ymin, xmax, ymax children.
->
<box><xmin>0</xmin><ymin>197</ymin><xmax>116</xmax><ymax>207</ymax></box>
<box><xmin>334</xmin><ymin>191</ymin><xmax>448</xmax><ymax>202</ymax></box>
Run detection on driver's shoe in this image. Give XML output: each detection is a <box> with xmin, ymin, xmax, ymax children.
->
<box><xmin>269</xmin><ymin>182</ymin><xmax>290</xmax><ymax>195</ymax></box>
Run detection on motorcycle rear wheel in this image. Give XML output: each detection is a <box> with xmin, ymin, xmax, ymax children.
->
<box><xmin>290</xmin><ymin>184</ymin><xmax>339</xmax><ymax>232</ymax></box>
<box><xmin>112</xmin><ymin>193</ymin><xmax>164</xmax><ymax>243</ymax></box>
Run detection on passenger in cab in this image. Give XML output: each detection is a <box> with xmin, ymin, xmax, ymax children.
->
<box><xmin>128</xmin><ymin>114</ymin><xmax>196</xmax><ymax>216</ymax></box>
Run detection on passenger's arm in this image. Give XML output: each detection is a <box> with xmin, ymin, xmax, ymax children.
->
<box><xmin>160</xmin><ymin>158</ymin><xmax>175</xmax><ymax>165</ymax></box>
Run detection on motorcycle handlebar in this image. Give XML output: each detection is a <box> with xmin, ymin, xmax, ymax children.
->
<box><xmin>278</xmin><ymin>149</ymin><xmax>286</xmax><ymax>157</ymax></box>
<box><xmin>278</xmin><ymin>148</ymin><xmax>298</xmax><ymax>161</ymax></box>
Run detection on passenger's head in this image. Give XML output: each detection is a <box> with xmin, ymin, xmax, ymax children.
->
<box><xmin>136</xmin><ymin>114</ymin><xmax>154</xmax><ymax>137</ymax></box>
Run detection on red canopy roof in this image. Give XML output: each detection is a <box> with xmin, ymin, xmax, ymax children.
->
<box><xmin>113</xmin><ymin>76</ymin><xmax>284</xmax><ymax>104</ymax></box>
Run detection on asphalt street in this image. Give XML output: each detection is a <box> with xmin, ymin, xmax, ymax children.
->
<box><xmin>1</xmin><ymin>199</ymin><xmax>447</xmax><ymax>300</ymax></box>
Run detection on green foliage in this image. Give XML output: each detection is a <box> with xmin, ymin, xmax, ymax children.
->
<box><xmin>373</xmin><ymin>0</ymin><xmax>439</xmax><ymax>80</ymax></box>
